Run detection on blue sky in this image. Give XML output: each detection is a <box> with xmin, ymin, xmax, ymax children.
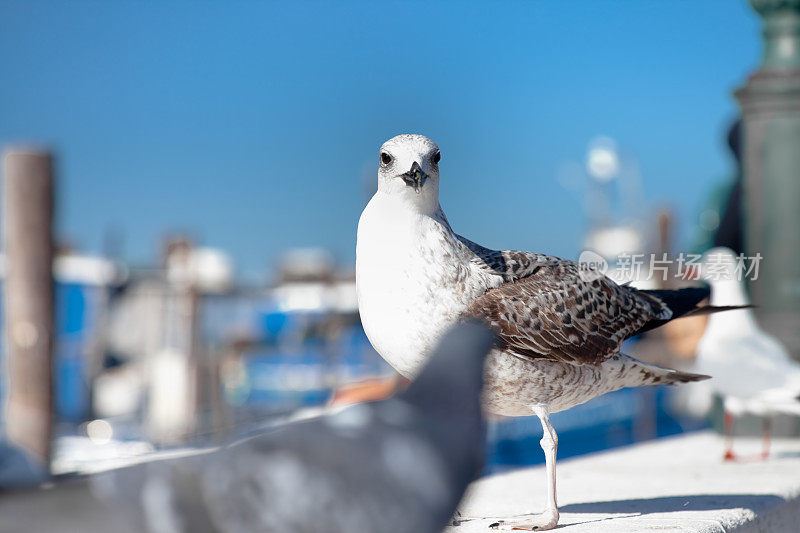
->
<box><xmin>0</xmin><ymin>1</ymin><xmax>760</xmax><ymax>280</ymax></box>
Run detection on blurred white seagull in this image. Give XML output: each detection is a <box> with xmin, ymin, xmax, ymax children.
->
<box><xmin>694</xmin><ymin>247</ymin><xmax>800</xmax><ymax>460</ymax></box>
<box><xmin>356</xmin><ymin>134</ymin><xmax>725</xmax><ymax>531</ymax></box>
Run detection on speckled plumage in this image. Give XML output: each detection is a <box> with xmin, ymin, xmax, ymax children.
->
<box><xmin>356</xmin><ymin>134</ymin><xmax>707</xmax><ymax>418</ymax></box>
<box><xmin>357</xmin><ymin>134</ymin><xmax>709</xmax><ymax>530</ymax></box>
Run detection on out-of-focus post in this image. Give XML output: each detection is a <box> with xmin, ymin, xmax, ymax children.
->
<box><xmin>1</xmin><ymin>149</ymin><xmax>55</xmax><ymax>467</ymax></box>
<box><xmin>736</xmin><ymin>0</ymin><xmax>800</xmax><ymax>358</ymax></box>
<box><xmin>146</xmin><ymin>238</ymin><xmax>198</xmax><ymax>444</ymax></box>
<box><xmin>656</xmin><ymin>209</ymin><xmax>674</xmax><ymax>289</ymax></box>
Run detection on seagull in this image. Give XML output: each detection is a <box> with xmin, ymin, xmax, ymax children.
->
<box><xmin>694</xmin><ymin>247</ymin><xmax>800</xmax><ymax>460</ymax></box>
<box><xmin>95</xmin><ymin>322</ymin><xmax>494</xmax><ymax>533</ymax></box>
<box><xmin>356</xmin><ymin>134</ymin><xmax>719</xmax><ymax>531</ymax></box>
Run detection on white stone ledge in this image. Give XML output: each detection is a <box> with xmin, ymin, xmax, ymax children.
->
<box><xmin>448</xmin><ymin>431</ymin><xmax>800</xmax><ymax>532</ymax></box>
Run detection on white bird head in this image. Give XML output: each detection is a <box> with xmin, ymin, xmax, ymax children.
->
<box><xmin>699</xmin><ymin>246</ymin><xmax>759</xmax><ymax>338</ymax></box>
<box><xmin>701</xmin><ymin>247</ymin><xmax>750</xmax><ymax>307</ymax></box>
<box><xmin>376</xmin><ymin>134</ymin><xmax>441</xmax><ymax>213</ymax></box>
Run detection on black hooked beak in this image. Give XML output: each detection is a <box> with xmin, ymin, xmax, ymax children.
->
<box><xmin>398</xmin><ymin>161</ymin><xmax>428</xmax><ymax>193</ymax></box>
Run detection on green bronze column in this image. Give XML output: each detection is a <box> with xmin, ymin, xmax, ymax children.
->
<box><xmin>735</xmin><ymin>0</ymin><xmax>800</xmax><ymax>358</ymax></box>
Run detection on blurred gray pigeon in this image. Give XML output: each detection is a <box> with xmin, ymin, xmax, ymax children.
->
<box><xmin>95</xmin><ymin>322</ymin><xmax>494</xmax><ymax>533</ymax></box>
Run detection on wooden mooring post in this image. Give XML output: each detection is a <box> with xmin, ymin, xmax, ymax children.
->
<box><xmin>2</xmin><ymin>149</ymin><xmax>55</xmax><ymax>468</ymax></box>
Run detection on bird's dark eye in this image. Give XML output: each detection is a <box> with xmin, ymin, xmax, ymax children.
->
<box><xmin>380</xmin><ymin>152</ymin><xmax>393</xmax><ymax>165</ymax></box>
<box><xmin>432</xmin><ymin>151</ymin><xmax>441</xmax><ymax>164</ymax></box>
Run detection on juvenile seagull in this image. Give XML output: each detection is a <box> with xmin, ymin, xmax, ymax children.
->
<box><xmin>356</xmin><ymin>134</ymin><xmax>713</xmax><ymax>531</ymax></box>
<box><xmin>694</xmin><ymin>247</ymin><xmax>800</xmax><ymax>460</ymax></box>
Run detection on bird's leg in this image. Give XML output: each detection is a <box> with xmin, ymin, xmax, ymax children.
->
<box><xmin>760</xmin><ymin>418</ymin><xmax>771</xmax><ymax>460</ymax></box>
<box><xmin>723</xmin><ymin>410</ymin><xmax>737</xmax><ymax>461</ymax></box>
<box><xmin>538</xmin><ymin>407</ymin><xmax>559</xmax><ymax>528</ymax></box>
<box><xmin>491</xmin><ymin>405</ymin><xmax>559</xmax><ymax>531</ymax></box>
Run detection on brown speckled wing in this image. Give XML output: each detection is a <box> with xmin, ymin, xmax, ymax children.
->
<box><xmin>456</xmin><ymin>236</ymin><xmax>548</xmax><ymax>281</ymax></box>
<box><xmin>461</xmin><ymin>253</ymin><xmax>671</xmax><ymax>365</ymax></box>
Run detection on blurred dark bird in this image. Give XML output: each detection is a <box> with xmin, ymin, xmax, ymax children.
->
<box><xmin>356</xmin><ymin>134</ymin><xmax>726</xmax><ymax>530</ymax></box>
<box><xmin>94</xmin><ymin>322</ymin><xmax>494</xmax><ymax>533</ymax></box>
<box><xmin>713</xmin><ymin>119</ymin><xmax>744</xmax><ymax>254</ymax></box>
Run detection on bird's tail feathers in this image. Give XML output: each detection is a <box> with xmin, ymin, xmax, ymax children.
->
<box><xmin>681</xmin><ymin>304</ymin><xmax>754</xmax><ymax>318</ymax></box>
<box><xmin>641</xmin><ymin>287</ymin><xmax>709</xmax><ymax>320</ymax></box>
<box><xmin>622</xmin><ymin>354</ymin><xmax>711</xmax><ymax>386</ymax></box>
<box><xmin>634</xmin><ymin>286</ymin><xmax>752</xmax><ymax>337</ymax></box>
<box><xmin>660</xmin><ymin>368</ymin><xmax>712</xmax><ymax>385</ymax></box>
